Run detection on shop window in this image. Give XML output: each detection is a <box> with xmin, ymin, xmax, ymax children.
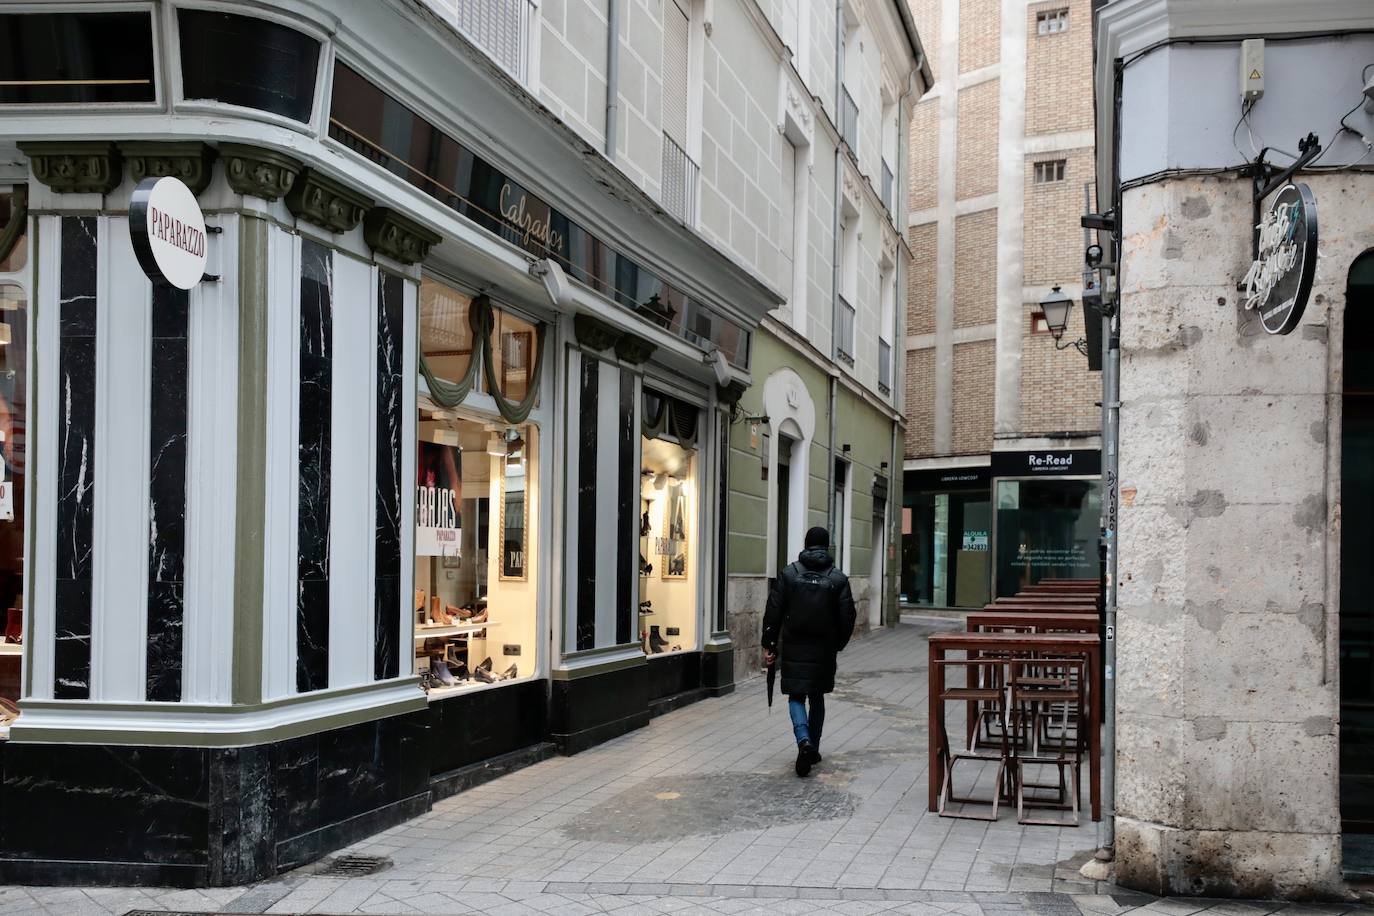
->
<box><xmin>415</xmin><ymin>411</ymin><xmax>538</xmax><ymax>695</ymax></box>
<box><xmin>0</xmin><ymin>251</ymin><xmax>25</xmax><ymax>726</ymax></box>
<box><xmin>178</xmin><ymin>10</ymin><xmax>320</xmax><ymax>122</ymax></box>
<box><xmin>420</xmin><ymin>278</ymin><xmax>476</xmax><ymax>386</ymax></box>
<box><xmin>993</xmin><ymin>478</ymin><xmax>1100</xmax><ymax>597</ymax></box>
<box><xmin>640</xmin><ymin>435</ymin><xmax>697</xmax><ymax>656</ymax></box>
<box><xmin>492</xmin><ymin>308</ymin><xmax>536</xmax><ymax>403</ymax></box>
<box><xmin>834</xmin><ymin>457</ymin><xmax>850</xmax><ymax>571</ymax></box>
<box><xmin>0</xmin><ymin>12</ymin><xmax>155</xmax><ymax>104</ymax></box>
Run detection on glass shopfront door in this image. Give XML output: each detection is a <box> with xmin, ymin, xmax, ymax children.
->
<box><xmin>992</xmin><ymin>477</ymin><xmax>1101</xmax><ymax>598</ymax></box>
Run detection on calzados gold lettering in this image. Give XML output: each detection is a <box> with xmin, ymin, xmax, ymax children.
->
<box><xmin>500</xmin><ymin>184</ymin><xmax>564</xmax><ymax>254</ymax></box>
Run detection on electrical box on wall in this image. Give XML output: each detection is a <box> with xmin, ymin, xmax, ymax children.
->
<box><xmin>1241</xmin><ymin>39</ymin><xmax>1264</xmax><ymax>103</ymax></box>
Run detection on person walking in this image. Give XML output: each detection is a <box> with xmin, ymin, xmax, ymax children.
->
<box><xmin>761</xmin><ymin>526</ymin><xmax>857</xmax><ymax>777</ymax></box>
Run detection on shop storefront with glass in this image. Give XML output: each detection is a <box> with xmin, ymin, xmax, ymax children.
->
<box><xmin>0</xmin><ymin>0</ymin><xmax>773</xmax><ymax>887</ymax></box>
<box><xmin>903</xmin><ymin>448</ymin><xmax>1101</xmax><ymax>609</ymax></box>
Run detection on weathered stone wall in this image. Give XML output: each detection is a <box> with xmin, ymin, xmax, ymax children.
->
<box><xmin>1115</xmin><ymin>172</ymin><xmax>1374</xmax><ymax>898</ymax></box>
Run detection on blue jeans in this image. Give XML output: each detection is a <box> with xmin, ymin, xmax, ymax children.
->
<box><xmin>788</xmin><ymin>692</ymin><xmax>825</xmax><ymax>749</ymax></box>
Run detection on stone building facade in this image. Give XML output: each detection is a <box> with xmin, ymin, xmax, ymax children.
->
<box><xmin>902</xmin><ymin>0</ymin><xmax>1102</xmax><ymax>610</ymax></box>
<box><xmin>1094</xmin><ymin>0</ymin><xmax>1374</xmax><ymax>898</ymax></box>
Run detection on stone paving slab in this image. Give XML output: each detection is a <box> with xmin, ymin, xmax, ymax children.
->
<box><xmin>0</xmin><ymin>622</ymin><xmax>1371</xmax><ymax>916</ymax></box>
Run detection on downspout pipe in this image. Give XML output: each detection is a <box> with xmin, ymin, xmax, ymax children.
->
<box><xmin>605</xmin><ymin>0</ymin><xmax>620</xmax><ymax>158</ymax></box>
<box><xmin>828</xmin><ymin>0</ymin><xmax>844</xmax><ymax>547</ymax></box>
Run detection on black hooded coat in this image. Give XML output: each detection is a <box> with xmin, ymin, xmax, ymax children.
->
<box><xmin>761</xmin><ymin>546</ymin><xmax>857</xmax><ymax>695</ymax></box>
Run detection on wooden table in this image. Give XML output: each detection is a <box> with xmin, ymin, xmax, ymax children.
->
<box><xmin>966</xmin><ymin>612</ymin><xmax>1099</xmax><ymax>634</ymax></box>
<box><xmin>928</xmin><ymin>631</ymin><xmax>1101</xmax><ymax>821</ymax></box>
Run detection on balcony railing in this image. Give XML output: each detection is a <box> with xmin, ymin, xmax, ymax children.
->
<box><xmin>836</xmin><ymin>295</ymin><xmax>856</xmax><ymax>368</ymax></box>
<box><xmin>841</xmin><ymin>86</ymin><xmax>859</xmax><ymax>160</ymax></box>
<box><xmin>427</xmin><ymin>0</ymin><xmax>536</xmax><ymax>82</ymax></box>
<box><xmin>881</xmin><ymin>160</ymin><xmax>894</xmax><ymax>215</ymax></box>
<box><xmin>661</xmin><ymin>132</ymin><xmax>699</xmax><ymax>225</ymax></box>
<box><xmin>878</xmin><ymin>338</ymin><xmax>891</xmax><ymax>395</ymax></box>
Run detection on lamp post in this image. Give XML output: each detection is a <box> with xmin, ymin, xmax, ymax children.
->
<box><xmin>1038</xmin><ymin>285</ymin><xmax>1088</xmax><ymax>356</ymax></box>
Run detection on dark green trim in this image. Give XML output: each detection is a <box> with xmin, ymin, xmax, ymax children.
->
<box><xmin>613</xmin><ymin>332</ymin><xmax>656</xmax><ymax>365</ymax></box>
<box><xmin>233</xmin><ymin>216</ymin><xmax>269</xmax><ymax>705</ymax></box>
<box><xmin>363</xmin><ymin>207</ymin><xmax>441</xmax><ymax>264</ymax></box>
<box><xmin>573</xmin><ymin>313</ymin><xmax>621</xmax><ymax>352</ymax></box>
<box><xmin>120</xmin><ymin>141</ymin><xmax>216</xmax><ymax>195</ymax></box>
<box><xmin>285</xmin><ymin>168</ymin><xmax>373</xmax><ymax>233</ymax></box>
<box><xmin>19</xmin><ymin>141</ymin><xmax>121</xmax><ymax>195</ymax></box>
<box><xmin>221</xmin><ymin>143</ymin><xmax>301</xmax><ymax>201</ymax></box>
<box><xmin>0</xmin><ymin>185</ymin><xmax>27</xmax><ymax>267</ymax></box>
<box><xmin>552</xmin><ymin>651</ymin><xmax>647</xmax><ymax>680</ymax></box>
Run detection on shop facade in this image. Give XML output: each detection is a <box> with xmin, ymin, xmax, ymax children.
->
<box><xmin>0</xmin><ymin>0</ymin><xmax>777</xmax><ymax>886</ymax></box>
<box><xmin>1094</xmin><ymin>0</ymin><xmax>1374</xmax><ymax>898</ymax></box>
<box><xmin>902</xmin><ymin>446</ymin><xmax>1101</xmax><ymax>608</ymax></box>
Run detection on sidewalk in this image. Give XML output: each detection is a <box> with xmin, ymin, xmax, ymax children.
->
<box><xmin>2</xmin><ymin>622</ymin><xmax>1370</xmax><ymax>916</ymax></box>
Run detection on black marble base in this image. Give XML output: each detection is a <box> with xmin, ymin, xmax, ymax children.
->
<box><xmin>702</xmin><ymin>646</ymin><xmax>735</xmax><ymax>696</ymax></box>
<box><xmin>550</xmin><ymin>658</ymin><xmax>649</xmax><ymax>755</ymax></box>
<box><xmin>647</xmin><ymin>686</ymin><xmax>709</xmax><ymax>718</ymax></box>
<box><xmin>430</xmin><ymin>742</ymin><xmax>555</xmax><ymax>802</ymax></box>
<box><xmin>646</xmin><ymin>650</ymin><xmax>701</xmax><ymax>701</ymax></box>
<box><xmin>428</xmin><ymin>679</ymin><xmax>548</xmax><ymax>775</ymax></box>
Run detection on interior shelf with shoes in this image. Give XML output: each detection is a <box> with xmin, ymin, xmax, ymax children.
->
<box><xmin>639</xmin><ymin>433</ymin><xmax>697</xmax><ymax>657</ymax></box>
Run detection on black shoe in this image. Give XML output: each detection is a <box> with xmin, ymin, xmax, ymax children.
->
<box><xmin>796</xmin><ymin>740</ymin><xmax>814</xmax><ymax>777</ymax></box>
<box><xmin>648</xmin><ymin>626</ymin><xmax>668</xmax><ymax>654</ymax></box>
<box><xmin>810</xmin><ymin>747</ymin><xmax>822</xmax><ymax>765</ymax></box>
<box><xmin>474</xmin><ymin>666</ymin><xmax>495</xmax><ymax>684</ymax></box>
<box><xmin>476</xmin><ymin>657</ymin><xmax>492</xmax><ymax>672</ymax></box>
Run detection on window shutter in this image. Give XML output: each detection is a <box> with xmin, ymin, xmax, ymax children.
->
<box><xmin>662</xmin><ymin>0</ymin><xmax>690</xmax><ymax>144</ymax></box>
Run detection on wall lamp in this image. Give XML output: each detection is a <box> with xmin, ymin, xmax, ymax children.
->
<box><xmin>1038</xmin><ymin>285</ymin><xmax>1088</xmax><ymax>357</ymax></box>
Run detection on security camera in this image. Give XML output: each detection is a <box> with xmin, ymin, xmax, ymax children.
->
<box><xmin>1085</xmin><ymin>244</ymin><xmax>1104</xmax><ymax>268</ymax></box>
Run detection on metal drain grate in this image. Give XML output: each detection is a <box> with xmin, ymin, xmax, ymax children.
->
<box><xmin>317</xmin><ymin>853</ymin><xmax>393</xmax><ymax>877</ymax></box>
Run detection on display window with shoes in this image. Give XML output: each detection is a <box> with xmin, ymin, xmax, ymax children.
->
<box><xmin>639</xmin><ymin>418</ymin><xmax>699</xmax><ymax>658</ymax></box>
<box><xmin>415</xmin><ymin>274</ymin><xmax>543</xmax><ymax>698</ymax></box>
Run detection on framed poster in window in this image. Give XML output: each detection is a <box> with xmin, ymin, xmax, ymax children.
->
<box><xmin>499</xmin><ymin>431</ymin><xmax>528</xmax><ymax>580</ymax></box>
<box><xmin>661</xmin><ymin>479</ymin><xmax>688</xmax><ymax>579</ymax></box>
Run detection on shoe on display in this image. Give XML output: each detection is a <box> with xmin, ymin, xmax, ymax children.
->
<box><xmin>469</xmin><ymin>609</ymin><xmax>488</xmax><ymax>624</ymax></box>
<box><xmin>796</xmin><ymin>740</ymin><xmax>815</xmax><ymax>777</ymax></box>
<box><xmin>671</xmin><ymin>645</ymin><xmax>681</xmax><ymax>652</ymax></box>
<box><xmin>500</xmin><ymin>663</ymin><xmax>518</xmax><ymax>680</ymax></box>
<box><xmin>476</xmin><ymin>657</ymin><xmax>493</xmax><ymax>672</ymax></box>
<box><xmin>431</xmin><ymin>658</ymin><xmax>456</xmax><ymax>687</ymax></box>
<box><xmin>648</xmin><ymin>626</ymin><xmax>668</xmax><ymax>654</ymax></box>
<box><xmin>452</xmin><ymin>662</ymin><xmax>470</xmax><ymax>682</ymax></box>
<box><xmin>640</xmin><ymin>510</ymin><xmax>652</xmax><ymax>537</ymax></box>
<box><xmin>474</xmin><ymin>666</ymin><xmax>495</xmax><ymax>684</ymax></box>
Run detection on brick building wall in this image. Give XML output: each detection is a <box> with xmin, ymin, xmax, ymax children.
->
<box><xmin>904</xmin><ymin>0</ymin><xmax>1097</xmax><ymax>464</ymax></box>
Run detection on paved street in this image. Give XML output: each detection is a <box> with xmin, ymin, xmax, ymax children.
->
<box><xmin>1</xmin><ymin>621</ymin><xmax>1369</xmax><ymax>916</ymax></box>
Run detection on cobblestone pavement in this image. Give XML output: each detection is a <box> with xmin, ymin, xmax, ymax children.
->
<box><xmin>2</xmin><ymin>621</ymin><xmax>1371</xmax><ymax>916</ymax></box>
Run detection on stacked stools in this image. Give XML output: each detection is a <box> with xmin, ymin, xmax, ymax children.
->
<box><xmin>936</xmin><ymin>658</ymin><xmax>1011</xmax><ymax>821</ymax></box>
<box><xmin>1009</xmin><ymin>656</ymin><xmax>1087</xmax><ymax>825</ymax></box>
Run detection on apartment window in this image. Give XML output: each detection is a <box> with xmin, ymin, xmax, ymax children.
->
<box><xmin>661</xmin><ymin>0</ymin><xmax>699</xmax><ymax>224</ymax></box>
<box><xmin>1033</xmin><ymin>159</ymin><xmax>1066</xmax><ymax>184</ymax></box>
<box><xmin>1030</xmin><ymin>310</ymin><xmax>1051</xmax><ymax>334</ymax></box>
<box><xmin>833</xmin><ymin>458</ymin><xmax>851</xmax><ymax>572</ymax></box>
<box><xmin>878</xmin><ymin>339</ymin><xmax>891</xmax><ymax>395</ymax></box>
<box><xmin>1036</xmin><ymin>8</ymin><xmax>1068</xmax><ymax>35</ymax></box>
<box><xmin>436</xmin><ymin>0</ymin><xmax>536</xmax><ymax>82</ymax></box>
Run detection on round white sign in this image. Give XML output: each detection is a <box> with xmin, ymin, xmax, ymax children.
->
<box><xmin>129</xmin><ymin>176</ymin><xmax>207</xmax><ymax>290</ymax></box>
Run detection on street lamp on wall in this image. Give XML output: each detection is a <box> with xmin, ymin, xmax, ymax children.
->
<box><xmin>1038</xmin><ymin>285</ymin><xmax>1088</xmax><ymax>357</ymax></box>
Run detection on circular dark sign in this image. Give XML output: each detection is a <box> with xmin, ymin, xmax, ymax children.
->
<box><xmin>1243</xmin><ymin>182</ymin><xmax>1318</xmax><ymax>336</ymax></box>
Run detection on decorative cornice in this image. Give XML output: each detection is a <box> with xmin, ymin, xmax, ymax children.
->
<box><xmin>19</xmin><ymin>141</ymin><xmax>121</xmax><ymax>195</ymax></box>
<box><xmin>573</xmin><ymin>313</ymin><xmax>622</xmax><ymax>352</ymax></box>
<box><xmin>221</xmin><ymin>143</ymin><xmax>302</xmax><ymax>201</ymax></box>
<box><xmin>614</xmin><ymin>333</ymin><xmax>657</xmax><ymax>365</ymax></box>
<box><xmin>0</xmin><ymin>184</ymin><xmax>26</xmax><ymax>267</ymax></box>
<box><xmin>286</xmin><ymin>168</ymin><xmax>374</xmax><ymax>234</ymax></box>
<box><xmin>363</xmin><ymin>206</ymin><xmax>442</xmax><ymax>265</ymax></box>
<box><xmin>120</xmin><ymin>141</ymin><xmax>216</xmax><ymax>195</ymax></box>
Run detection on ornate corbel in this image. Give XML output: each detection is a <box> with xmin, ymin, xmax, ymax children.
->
<box><xmin>285</xmin><ymin>168</ymin><xmax>374</xmax><ymax>233</ymax></box>
<box><xmin>717</xmin><ymin>379</ymin><xmax>748</xmax><ymax>406</ymax></box>
<box><xmin>220</xmin><ymin>143</ymin><xmax>302</xmax><ymax>201</ymax></box>
<box><xmin>121</xmin><ymin>141</ymin><xmax>216</xmax><ymax>195</ymax></box>
<box><xmin>363</xmin><ymin>207</ymin><xmax>442</xmax><ymax>265</ymax></box>
<box><xmin>614</xmin><ymin>333</ymin><xmax>657</xmax><ymax>365</ymax></box>
<box><xmin>573</xmin><ymin>313</ymin><xmax>622</xmax><ymax>352</ymax></box>
<box><xmin>19</xmin><ymin>141</ymin><xmax>122</xmax><ymax>195</ymax></box>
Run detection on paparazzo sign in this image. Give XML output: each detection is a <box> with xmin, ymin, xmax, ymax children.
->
<box><xmin>991</xmin><ymin>449</ymin><xmax>1101</xmax><ymax>477</ymax></box>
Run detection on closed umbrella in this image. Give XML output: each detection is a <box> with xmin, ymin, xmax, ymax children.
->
<box><xmin>766</xmin><ymin>656</ymin><xmax>777</xmax><ymax>709</ymax></box>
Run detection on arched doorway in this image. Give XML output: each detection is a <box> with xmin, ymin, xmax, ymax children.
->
<box><xmin>1341</xmin><ymin>249</ymin><xmax>1374</xmax><ymax>876</ymax></box>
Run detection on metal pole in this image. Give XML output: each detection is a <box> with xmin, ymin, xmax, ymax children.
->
<box><xmin>1098</xmin><ymin>269</ymin><xmax>1120</xmax><ymax>860</ymax></box>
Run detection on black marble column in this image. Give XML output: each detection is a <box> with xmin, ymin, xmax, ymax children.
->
<box><xmin>55</xmin><ymin>216</ymin><xmax>97</xmax><ymax>699</ymax></box>
<box><xmin>374</xmin><ymin>272</ymin><xmax>403</xmax><ymax>680</ymax></box>
<box><xmin>296</xmin><ymin>241</ymin><xmax>332</xmax><ymax>693</ymax></box>
<box><xmin>575</xmin><ymin>356</ymin><xmax>598</xmax><ymax>651</ymax></box>
<box><xmin>147</xmin><ymin>284</ymin><xmax>188</xmax><ymax>701</ymax></box>
<box><xmin>616</xmin><ymin>371</ymin><xmax>634</xmax><ymax>645</ymax></box>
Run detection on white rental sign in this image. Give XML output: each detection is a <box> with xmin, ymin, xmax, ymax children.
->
<box><xmin>129</xmin><ymin>176</ymin><xmax>208</xmax><ymax>290</ymax></box>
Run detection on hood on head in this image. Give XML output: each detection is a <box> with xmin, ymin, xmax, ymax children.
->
<box><xmin>798</xmin><ymin>545</ymin><xmax>833</xmax><ymax>571</ymax></box>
